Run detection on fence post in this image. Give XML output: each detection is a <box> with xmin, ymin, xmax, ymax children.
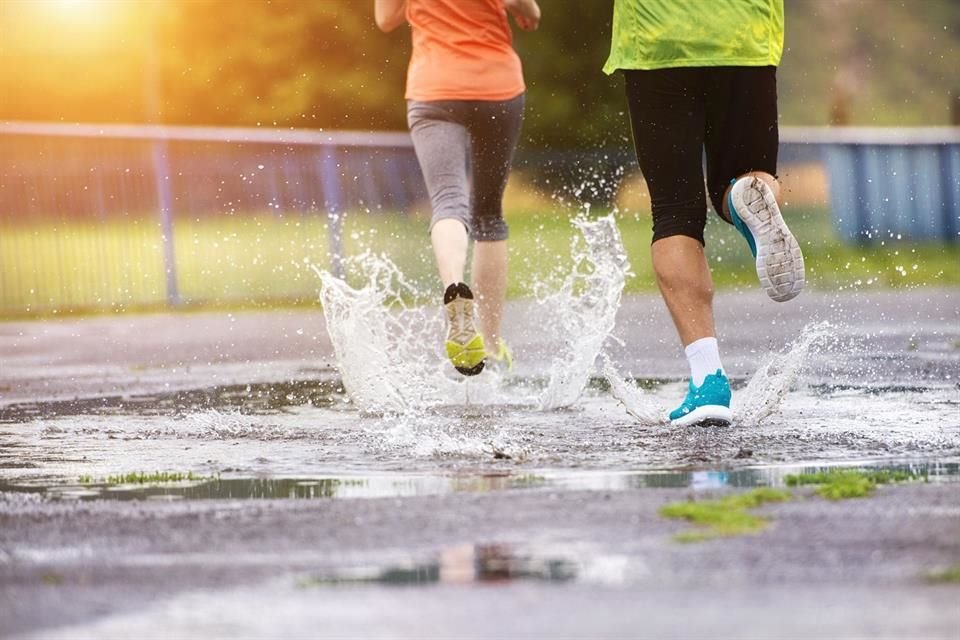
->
<box><xmin>144</xmin><ymin>13</ymin><xmax>180</xmax><ymax>308</ymax></box>
<box><xmin>321</xmin><ymin>145</ymin><xmax>345</xmax><ymax>279</ymax></box>
<box><xmin>152</xmin><ymin>138</ymin><xmax>180</xmax><ymax>306</ymax></box>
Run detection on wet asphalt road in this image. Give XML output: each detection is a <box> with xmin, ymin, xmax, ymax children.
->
<box><xmin>1</xmin><ymin>288</ymin><xmax>959</xmax><ymax>638</ymax></box>
<box><xmin>1</xmin><ymin>483</ymin><xmax>959</xmax><ymax>638</ymax></box>
<box><xmin>2</xmin><ymin>287</ymin><xmax>958</xmax><ymax>403</ymax></box>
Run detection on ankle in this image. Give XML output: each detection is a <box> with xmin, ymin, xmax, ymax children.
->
<box><xmin>685</xmin><ymin>336</ymin><xmax>724</xmax><ymax>386</ymax></box>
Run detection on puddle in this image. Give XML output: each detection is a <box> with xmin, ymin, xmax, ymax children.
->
<box><xmin>299</xmin><ymin>543</ymin><xmax>579</xmax><ymax>587</ymax></box>
<box><xmin>2</xmin><ymin>461</ymin><xmax>957</xmax><ymax>502</ymax></box>
<box><xmin>0</xmin><ymin>379</ymin><xmax>344</xmax><ymax>424</ymax></box>
<box><xmin>1</xmin><ymin>357</ymin><xmax>957</xmax><ymax>485</ymax></box>
<box><xmin>1</xmin><ymin>372</ymin><xmax>952</xmax><ymax>425</ymax></box>
<box><xmin>0</xmin><ymin>375</ymin><xmax>669</xmax><ymax>425</ymax></box>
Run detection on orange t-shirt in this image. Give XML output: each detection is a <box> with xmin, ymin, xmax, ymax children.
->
<box><xmin>404</xmin><ymin>0</ymin><xmax>526</xmax><ymax>102</ymax></box>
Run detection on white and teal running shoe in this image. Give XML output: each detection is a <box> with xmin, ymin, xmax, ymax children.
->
<box><xmin>728</xmin><ymin>176</ymin><xmax>805</xmax><ymax>302</ymax></box>
<box><xmin>669</xmin><ymin>369</ymin><xmax>732</xmax><ymax>427</ymax></box>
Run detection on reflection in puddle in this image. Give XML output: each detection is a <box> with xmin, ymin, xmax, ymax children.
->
<box><xmin>1</xmin><ymin>462</ymin><xmax>956</xmax><ymax>502</ymax></box>
<box><xmin>299</xmin><ymin>543</ymin><xmax>579</xmax><ymax>587</ymax></box>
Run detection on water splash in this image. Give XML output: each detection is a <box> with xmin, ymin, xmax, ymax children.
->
<box><xmin>315</xmin><ymin>252</ymin><xmax>466</xmax><ymax>414</ymax></box>
<box><xmin>184</xmin><ymin>410</ymin><xmax>305</xmax><ymax>441</ymax></box>
<box><xmin>601</xmin><ymin>323</ymin><xmax>832</xmax><ymax>428</ymax></box>
<box><xmin>734</xmin><ymin>321</ymin><xmax>832</xmax><ymax>425</ymax></box>
<box><xmin>378</xmin><ymin>411</ymin><xmax>526</xmax><ymax>461</ymax></box>
<box><xmin>315</xmin><ymin>214</ymin><xmax>630</xmax><ymax>416</ymax></box>
<box><xmin>537</xmin><ymin>214</ymin><xmax>631</xmax><ymax>410</ymax></box>
<box><xmin>600</xmin><ymin>355</ymin><xmax>665</xmax><ymax>426</ymax></box>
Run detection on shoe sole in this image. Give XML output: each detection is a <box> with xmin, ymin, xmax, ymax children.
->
<box><xmin>670</xmin><ymin>404</ymin><xmax>733</xmax><ymax>427</ymax></box>
<box><xmin>731</xmin><ymin>177</ymin><xmax>805</xmax><ymax>302</ymax></box>
<box><xmin>445</xmin><ymin>293</ymin><xmax>486</xmax><ymax>377</ymax></box>
<box><xmin>455</xmin><ymin>361</ymin><xmax>485</xmax><ymax>376</ymax></box>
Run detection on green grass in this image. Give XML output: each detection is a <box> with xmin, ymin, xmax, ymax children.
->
<box><xmin>3</xmin><ymin>204</ymin><xmax>958</xmax><ymax>315</ymax></box>
<box><xmin>341</xmin><ymin>205</ymin><xmax>960</xmax><ymax>299</ymax></box>
<box><xmin>784</xmin><ymin>468</ymin><xmax>927</xmax><ymax>500</ymax></box>
<box><xmin>661</xmin><ymin>468</ymin><xmax>930</xmax><ymax>544</ymax></box>
<box><xmin>79</xmin><ymin>471</ymin><xmax>212</xmax><ymax>485</ymax></box>
<box><xmin>697</xmin><ymin>206</ymin><xmax>960</xmax><ymax>292</ymax></box>
<box><xmin>0</xmin><ymin>214</ymin><xmax>333</xmax><ymax>315</ymax></box>
<box><xmin>925</xmin><ymin>566</ymin><xmax>960</xmax><ymax>585</ymax></box>
<box><xmin>659</xmin><ymin>487</ymin><xmax>792</xmax><ymax>543</ymax></box>
<box><xmin>41</xmin><ymin>573</ymin><xmax>64</xmax><ymax>586</ymax></box>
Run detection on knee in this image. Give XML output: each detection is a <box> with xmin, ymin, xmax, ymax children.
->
<box><xmin>471</xmin><ymin>215</ymin><xmax>509</xmax><ymax>241</ymax></box>
<box><xmin>651</xmin><ymin>202</ymin><xmax>706</xmax><ymax>246</ymax></box>
<box><xmin>431</xmin><ymin>183</ymin><xmax>469</xmax><ymax>209</ymax></box>
<box><xmin>651</xmin><ymin>236</ymin><xmax>714</xmax><ymax>297</ymax></box>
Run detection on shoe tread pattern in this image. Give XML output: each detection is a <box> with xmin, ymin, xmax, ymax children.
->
<box><xmin>444</xmin><ymin>283</ymin><xmax>485</xmax><ymax>376</ymax></box>
<box><xmin>735</xmin><ymin>177</ymin><xmax>805</xmax><ymax>302</ymax></box>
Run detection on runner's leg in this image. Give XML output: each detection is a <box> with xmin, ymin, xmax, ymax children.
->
<box><xmin>407</xmin><ymin>100</ymin><xmax>472</xmax><ymax>286</ymax></box>
<box><xmin>409</xmin><ymin>100</ymin><xmax>486</xmax><ymax>375</ymax></box>
<box><xmin>467</xmin><ymin>94</ymin><xmax>524</xmax><ymax>352</ymax></box>
<box><xmin>623</xmin><ymin>69</ymin><xmax>718</xmax><ymax>348</ymax></box>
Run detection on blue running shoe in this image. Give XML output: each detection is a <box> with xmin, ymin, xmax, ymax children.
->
<box><xmin>669</xmin><ymin>369</ymin><xmax>733</xmax><ymax>427</ymax></box>
<box><xmin>728</xmin><ymin>176</ymin><xmax>805</xmax><ymax>302</ymax></box>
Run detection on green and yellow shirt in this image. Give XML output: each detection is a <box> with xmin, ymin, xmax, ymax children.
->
<box><xmin>604</xmin><ymin>0</ymin><xmax>784</xmax><ymax>73</ymax></box>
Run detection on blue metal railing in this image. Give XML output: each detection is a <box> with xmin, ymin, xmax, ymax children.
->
<box><xmin>0</xmin><ymin>122</ymin><xmax>427</xmax><ymax>311</ymax></box>
<box><xmin>1</xmin><ymin>123</ymin><xmax>957</xmax><ymax>314</ymax></box>
<box><xmin>788</xmin><ymin>127</ymin><xmax>960</xmax><ymax>244</ymax></box>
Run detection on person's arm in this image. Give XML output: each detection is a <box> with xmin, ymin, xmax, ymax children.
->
<box><xmin>504</xmin><ymin>0</ymin><xmax>541</xmax><ymax>31</ymax></box>
<box><xmin>374</xmin><ymin>0</ymin><xmax>407</xmax><ymax>32</ymax></box>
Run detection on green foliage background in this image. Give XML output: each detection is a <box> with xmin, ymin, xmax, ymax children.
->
<box><xmin>0</xmin><ymin>0</ymin><xmax>956</xmax><ymax>147</ymax></box>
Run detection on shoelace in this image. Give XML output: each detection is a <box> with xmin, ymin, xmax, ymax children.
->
<box><xmin>446</xmin><ymin>297</ymin><xmax>477</xmax><ymax>345</ymax></box>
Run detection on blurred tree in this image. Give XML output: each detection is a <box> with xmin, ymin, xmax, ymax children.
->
<box><xmin>0</xmin><ymin>0</ymin><xmax>149</xmax><ymax>123</ymax></box>
<box><xmin>157</xmin><ymin>0</ymin><xmax>410</xmax><ymax>130</ymax></box>
<box><xmin>511</xmin><ymin>6</ymin><xmax>625</xmax><ymax>148</ymax></box>
<box><xmin>778</xmin><ymin>0</ymin><xmax>960</xmax><ymax>126</ymax></box>
<box><xmin>0</xmin><ymin>0</ymin><xmax>956</xmax><ymax>146</ymax></box>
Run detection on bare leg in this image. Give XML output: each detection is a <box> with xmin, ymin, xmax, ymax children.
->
<box><xmin>651</xmin><ymin>235</ymin><xmax>716</xmax><ymax>347</ymax></box>
<box><xmin>464</xmin><ymin>95</ymin><xmax>523</xmax><ymax>352</ymax></box>
<box><xmin>720</xmin><ymin>170</ymin><xmax>781</xmax><ymax>222</ymax></box>
<box><xmin>431</xmin><ymin>218</ymin><xmax>469</xmax><ymax>287</ymax></box>
<box><xmin>471</xmin><ymin>239</ymin><xmax>507</xmax><ymax>348</ymax></box>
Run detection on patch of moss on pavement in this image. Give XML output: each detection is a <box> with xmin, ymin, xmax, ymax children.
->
<box><xmin>925</xmin><ymin>566</ymin><xmax>960</xmax><ymax>584</ymax></box>
<box><xmin>784</xmin><ymin>469</ymin><xmax>926</xmax><ymax>500</ymax></box>
<box><xmin>79</xmin><ymin>471</ymin><xmax>214</xmax><ymax>486</ymax></box>
<box><xmin>659</xmin><ymin>487</ymin><xmax>792</xmax><ymax>543</ymax></box>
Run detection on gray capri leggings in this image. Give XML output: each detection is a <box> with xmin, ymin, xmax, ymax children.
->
<box><xmin>406</xmin><ymin>94</ymin><xmax>525</xmax><ymax>242</ymax></box>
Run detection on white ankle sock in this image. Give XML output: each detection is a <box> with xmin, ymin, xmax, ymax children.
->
<box><xmin>685</xmin><ymin>337</ymin><xmax>724</xmax><ymax>387</ymax></box>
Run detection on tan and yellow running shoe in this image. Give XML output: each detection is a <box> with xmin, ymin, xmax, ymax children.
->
<box><xmin>486</xmin><ymin>338</ymin><xmax>514</xmax><ymax>374</ymax></box>
<box><xmin>444</xmin><ymin>282</ymin><xmax>486</xmax><ymax>376</ymax></box>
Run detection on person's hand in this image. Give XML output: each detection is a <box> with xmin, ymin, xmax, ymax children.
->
<box><xmin>505</xmin><ymin>0</ymin><xmax>540</xmax><ymax>31</ymax></box>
